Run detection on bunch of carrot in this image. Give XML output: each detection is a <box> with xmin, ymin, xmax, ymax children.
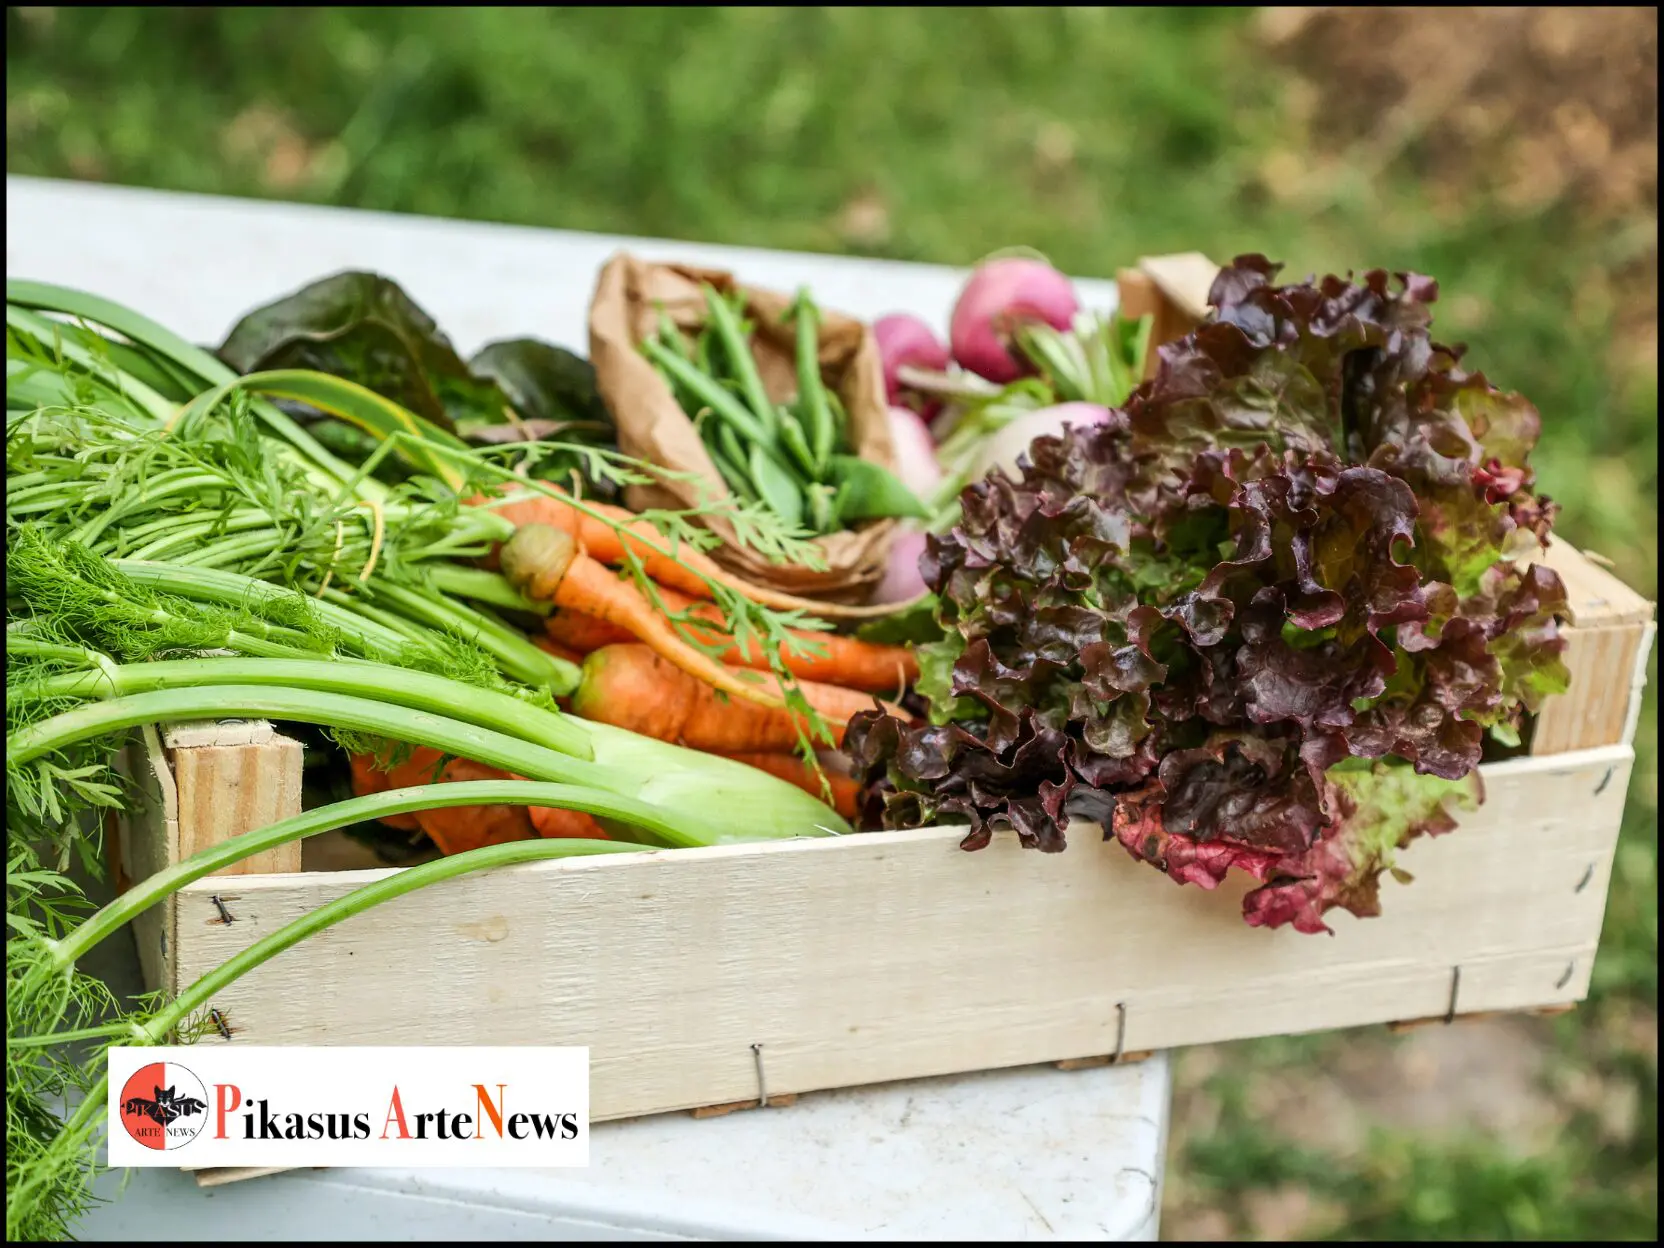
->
<box><xmin>352</xmin><ymin>488</ymin><xmax>917</xmax><ymax>848</ymax></box>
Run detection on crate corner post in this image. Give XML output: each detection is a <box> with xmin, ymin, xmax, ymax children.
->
<box><xmin>1531</xmin><ymin>541</ymin><xmax>1656</xmax><ymax>756</ymax></box>
<box><xmin>117</xmin><ymin>720</ymin><xmax>305</xmax><ymax>1002</ymax></box>
<box><xmin>164</xmin><ymin>720</ymin><xmax>306</xmax><ymax>875</ymax></box>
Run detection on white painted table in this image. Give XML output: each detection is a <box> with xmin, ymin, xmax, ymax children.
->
<box><xmin>8</xmin><ymin>175</ymin><xmax>1165</xmax><ymax>1242</ymax></box>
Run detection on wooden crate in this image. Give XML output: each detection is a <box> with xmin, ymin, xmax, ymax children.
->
<box><xmin>115</xmin><ymin>539</ymin><xmax>1653</xmax><ymax>1128</ymax></box>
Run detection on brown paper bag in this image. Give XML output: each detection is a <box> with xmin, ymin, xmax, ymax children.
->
<box><xmin>588</xmin><ymin>252</ymin><xmax>897</xmax><ymax>601</ymax></box>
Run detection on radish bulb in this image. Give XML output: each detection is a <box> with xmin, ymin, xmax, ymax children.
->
<box><xmin>876</xmin><ymin>527</ymin><xmax>930</xmax><ymax>604</ymax></box>
<box><xmin>949</xmin><ymin>258</ymin><xmax>1080</xmax><ymax>384</ymax></box>
<box><xmin>874</xmin><ymin>314</ymin><xmax>951</xmax><ymax>403</ymax></box>
<box><xmin>886</xmin><ymin>404</ymin><xmax>943</xmax><ymax>499</ymax></box>
<box><xmin>874</xmin><ymin>313</ymin><xmax>951</xmax><ymax>427</ymax></box>
<box><xmin>966</xmin><ymin>402</ymin><xmax>1118</xmax><ymax>482</ymax></box>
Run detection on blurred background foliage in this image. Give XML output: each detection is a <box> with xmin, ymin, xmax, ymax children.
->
<box><xmin>7</xmin><ymin>6</ymin><xmax>1656</xmax><ymax>1239</ymax></box>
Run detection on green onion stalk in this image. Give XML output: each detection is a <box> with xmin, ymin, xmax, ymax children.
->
<box><xmin>5</xmin><ymin>282</ymin><xmax>872</xmax><ymax>1241</ymax></box>
<box><xmin>7</xmin><ymin>784</ymin><xmax>661</xmax><ymax>1243</ymax></box>
<box><xmin>8</xmin><ymin>280</ymin><xmax>843</xmax><ymax>735</ymax></box>
<box><xmin>8</xmin><ymin>660</ymin><xmax>850</xmax><ymax>849</ymax></box>
<box><xmin>6</xmin><ymin>665</ymin><xmax>844</xmax><ymax>1240</ymax></box>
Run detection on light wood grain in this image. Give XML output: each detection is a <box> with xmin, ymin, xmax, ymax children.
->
<box><xmin>1537</xmin><ymin>536</ymin><xmax>1654</xmax><ymax>628</ymax></box>
<box><xmin>165</xmin><ymin>745</ymin><xmax>1629</xmax><ymax>1123</ymax></box>
<box><xmin>127</xmin><ymin>543</ymin><xmax>1648</xmax><ymax>1134</ymax></box>
<box><xmin>1115</xmin><ymin>251</ymin><xmax>1218</xmax><ymax>380</ymax></box>
<box><xmin>116</xmin><ymin>725</ymin><xmax>179</xmax><ymax>997</ymax></box>
<box><xmin>1137</xmin><ymin>252</ymin><xmax>1219</xmax><ymax>321</ymax></box>
<box><xmin>188</xmin><ymin>1166</ymin><xmax>299</xmax><ymax>1188</ymax></box>
<box><xmin>1114</xmin><ymin>269</ymin><xmax>1200</xmax><ymax>380</ymax></box>
<box><xmin>1531</xmin><ymin>540</ymin><xmax>1655</xmax><ymax>755</ymax></box>
<box><xmin>170</xmin><ymin>731</ymin><xmax>304</xmax><ymax>876</ymax></box>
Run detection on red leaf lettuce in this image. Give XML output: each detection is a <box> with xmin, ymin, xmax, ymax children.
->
<box><xmin>849</xmin><ymin>257</ymin><xmax>1570</xmax><ymax>933</ymax></box>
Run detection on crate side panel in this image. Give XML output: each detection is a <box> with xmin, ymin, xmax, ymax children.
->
<box><xmin>1533</xmin><ymin>623</ymin><xmax>1653</xmax><ymax>755</ymax></box>
<box><xmin>171</xmin><ymin>746</ymin><xmax>1629</xmax><ymax>1120</ymax></box>
<box><xmin>1529</xmin><ymin>541</ymin><xmax>1653</xmax><ymax>755</ymax></box>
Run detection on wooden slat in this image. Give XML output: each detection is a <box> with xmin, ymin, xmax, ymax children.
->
<box><xmin>1055</xmin><ymin>1052</ymin><xmax>1153</xmax><ymax>1071</ymax></box>
<box><xmin>189</xmin><ymin>1166</ymin><xmax>298</xmax><ymax>1188</ymax></box>
<box><xmin>168</xmin><ymin>744</ymin><xmax>1631</xmax><ymax>1124</ymax></box>
<box><xmin>689</xmin><ymin>1095</ymin><xmax>799</xmax><ymax>1119</ymax></box>
<box><xmin>1531</xmin><ymin>540</ymin><xmax>1655</xmax><ymax>755</ymax></box>
<box><xmin>1114</xmin><ymin>250</ymin><xmax>1219</xmax><ymax>378</ymax></box>
<box><xmin>1536</xmin><ymin>537</ymin><xmax>1654</xmax><ymax>628</ymax></box>
<box><xmin>116</xmin><ymin>725</ymin><xmax>179</xmax><ymax>998</ymax></box>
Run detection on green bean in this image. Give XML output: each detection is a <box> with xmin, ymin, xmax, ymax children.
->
<box><xmin>748</xmin><ymin>442</ymin><xmax>805</xmax><ymax>529</ymax></box>
<box><xmin>657</xmin><ymin>306</ymin><xmax>693</xmax><ymax>361</ymax></box>
<box><xmin>702</xmin><ymin>284</ymin><xmax>778</xmax><ymax>441</ymax></box>
<box><xmin>641</xmin><ymin>336</ymin><xmax>770</xmax><ymax>444</ymax></box>
<box><xmin>787</xmin><ymin>289</ymin><xmax>835</xmax><ymax>472</ymax></box>
<box><xmin>778</xmin><ymin>405</ymin><xmax>818</xmax><ymax>478</ymax></box>
<box><xmin>806</xmin><ymin>482</ymin><xmax>838</xmax><ymax>535</ymax></box>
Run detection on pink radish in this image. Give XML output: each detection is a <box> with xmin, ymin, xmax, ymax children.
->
<box><xmin>967</xmin><ymin>402</ymin><xmax>1118</xmax><ymax>482</ymax></box>
<box><xmin>876</xmin><ymin>527</ymin><xmax>930</xmax><ymax>604</ymax></box>
<box><xmin>886</xmin><ymin>404</ymin><xmax>943</xmax><ymax>500</ymax></box>
<box><xmin>874</xmin><ymin>314</ymin><xmax>951</xmax><ymax>404</ymax></box>
<box><xmin>949</xmin><ymin>258</ymin><xmax>1079</xmax><ymax>384</ymax></box>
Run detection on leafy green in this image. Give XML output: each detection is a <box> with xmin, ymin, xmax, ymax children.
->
<box><xmin>217</xmin><ymin>269</ymin><xmax>498</xmax><ymax>432</ymax></box>
<box><xmin>855</xmin><ymin>592</ymin><xmax>944</xmax><ymax>646</ymax></box>
<box><xmin>216</xmin><ymin>271</ymin><xmax>622</xmax><ymax>498</ymax></box>
<box><xmin>467</xmin><ymin>338</ymin><xmax>609</xmax><ymax>431</ymax></box>
<box><xmin>850</xmin><ymin>256</ymin><xmax>1571</xmax><ymax>932</ymax></box>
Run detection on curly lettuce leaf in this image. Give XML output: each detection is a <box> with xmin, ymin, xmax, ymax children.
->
<box><xmin>1242</xmin><ymin>760</ymin><xmax>1482</xmax><ymax>934</ymax></box>
<box><xmin>854</xmin><ymin>255</ymin><xmax>1567</xmax><ymax>933</ymax></box>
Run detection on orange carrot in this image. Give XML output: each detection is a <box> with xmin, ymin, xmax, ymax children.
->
<box><xmin>414</xmin><ymin>757</ymin><xmax>537</xmax><ymax>857</ymax></box>
<box><xmin>503</xmin><ymin>525</ymin><xmax>799</xmax><ymax>712</ymax></box>
<box><xmin>544</xmin><ymin>608</ymin><xmax>633</xmax><ymax>655</ymax></box>
<box><xmin>528</xmin><ymin>805</ymin><xmax>610</xmax><ymax>840</ymax></box>
<box><xmin>352</xmin><ymin>747</ymin><xmax>535</xmax><ymax>855</ymax></box>
<box><xmin>473</xmin><ymin>487</ymin><xmax>910</xmax><ymax>619</ymax></box>
<box><xmin>572</xmin><ymin>644</ymin><xmax>893</xmax><ymax>751</ymax></box>
<box><xmin>530</xmin><ymin>633</ymin><xmax>586</xmax><ymax>666</ymax></box>
<box><xmin>719</xmin><ymin>752</ymin><xmax>863</xmax><ymax>820</ymax></box>
<box><xmin>547</xmin><ymin>583</ymin><xmax>916</xmax><ymax>692</ymax></box>
<box><xmin>349</xmin><ymin>751</ymin><xmax>421</xmax><ymax>833</ymax></box>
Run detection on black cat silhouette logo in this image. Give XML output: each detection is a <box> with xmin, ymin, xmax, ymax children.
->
<box><xmin>118</xmin><ymin>1062</ymin><xmax>210</xmax><ymax>1150</ymax></box>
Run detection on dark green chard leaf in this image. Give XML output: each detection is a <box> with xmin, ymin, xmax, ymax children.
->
<box><xmin>849</xmin><ymin>255</ymin><xmax>1570</xmax><ymax>934</ymax></box>
<box><xmin>218</xmin><ymin>270</ymin><xmax>504</xmax><ymax>432</ymax></box>
<box><xmin>468</xmin><ymin>338</ymin><xmax>611</xmax><ymax>432</ymax></box>
<box><xmin>464</xmin><ymin>338</ymin><xmax>621</xmax><ymax>499</ymax></box>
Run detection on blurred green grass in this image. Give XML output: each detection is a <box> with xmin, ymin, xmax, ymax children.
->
<box><xmin>7</xmin><ymin>6</ymin><xmax>1656</xmax><ymax>1240</ymax></box>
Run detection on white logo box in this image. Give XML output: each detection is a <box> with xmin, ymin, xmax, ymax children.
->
<box><xmin>107</xmin><ymin>1046</ymin><xmax>588</xmax><ymax>1168</ymax></box>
